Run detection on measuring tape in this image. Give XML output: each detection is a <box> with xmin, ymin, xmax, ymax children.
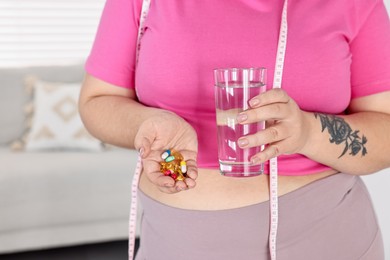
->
<box><xmin>135</xmin><ymin>0</ymin><xmax>151</xmax><ymax>67</ymax></box>
<box><xmin>128</xmin><ymin>0</ymin><xmax>288</xmax><ymax>259</ymax></box>
<box><xmin>128</xmin><ymin>1</ymin><xmax>151</xmax><ymax>259</ymax></box>
<box><xmin>269</xmin><ymin>0</ymin><xmax>288</xmax><ymax>259</ymax></box>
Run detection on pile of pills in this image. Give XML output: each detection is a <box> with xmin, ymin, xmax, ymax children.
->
<box><xmin>160</xmin><ymin>149</ymin><xmax>187</xmax><ymax>181</ymax></box>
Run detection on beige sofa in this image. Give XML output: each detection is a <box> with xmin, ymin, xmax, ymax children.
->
<box><xmin>0</xmin><ymin>64</ymin><xmax>139</xmax><ymax>254</ymax></box>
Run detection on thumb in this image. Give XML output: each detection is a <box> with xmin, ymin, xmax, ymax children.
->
<box><xmin>137</xmin><ymin>137</ymin><xmax>152</xmax><ymax>159</ymax></box>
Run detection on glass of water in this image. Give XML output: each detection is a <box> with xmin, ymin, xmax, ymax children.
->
<box><xmin>214</xmin><ymin>68</ymin><xmax>267</xmax><ymax>177</ymax></box>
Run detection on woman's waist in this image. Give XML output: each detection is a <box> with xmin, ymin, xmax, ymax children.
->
<box><xmin>139</xmin><ymin>168</ymin><xmax>339</xmax><ymax>211</ymax></box>
<box><xmin>197</xmin><ymin>155</ymin><xmax>334</xmax><ymax>176</ymax></box>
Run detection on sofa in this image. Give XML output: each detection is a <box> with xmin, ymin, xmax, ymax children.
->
<box><xmin>0</xmin><ymin>64</ymin><xmax>140</xmax><ymax>254</ymax></box>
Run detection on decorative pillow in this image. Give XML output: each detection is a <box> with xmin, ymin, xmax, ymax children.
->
<box><xmin>13</xmin><ymin>78</ymin><xmax>103</xmax><ymax>152</ymax></box>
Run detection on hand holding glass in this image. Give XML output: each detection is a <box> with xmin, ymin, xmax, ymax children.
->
<box><xmin>214</xmin><ymin>68</ymin><xmax>266</xmax><ymax>177</ymax></box>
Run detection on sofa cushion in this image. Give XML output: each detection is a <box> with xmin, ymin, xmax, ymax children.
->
<box><xmin>22</xmin><ymin>79</ymin><xmax>102</xmax><ymax>151</ymax></box>
<box><xmin>0</xmin><ymin>64</ymin><xmax>84</xmax><ymax>145</ymax></box>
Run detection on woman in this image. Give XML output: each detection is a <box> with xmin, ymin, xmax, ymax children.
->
<box><xmin>79</xmin><ymin>0</ymin><xmax>390</xmax><ymax>259</ymax></box>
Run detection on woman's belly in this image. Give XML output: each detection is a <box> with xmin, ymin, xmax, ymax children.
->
<box><xmin>139</xmin><ymin>168</ymin><xmax>339</xmax><ymax>210</ymax></box>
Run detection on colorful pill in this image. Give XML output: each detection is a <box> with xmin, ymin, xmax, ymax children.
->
<box><xmin>180</xmin><ymin>161</ymin><xmax>187</xmax><ymax>173</ymax></box>
<box><xmin>171</xmin><ymin>151</ymin><xmax>183</xmax><ymax>161</ymax></box>
<box><xmin>160</xmin><ymin>149</ymin><xmax>186</xmax><ymax>181</ymax></box>
<box><xmin>165</xmin><ymin>155</ymin><xmax>175</xmax><ymax>162</ymax></box>
<box><xmin>176</xmin><ymin>174</ymin><xmax>185</xmax><ymax>181</ymax></box>
<box><xmin>161</xmin><ymin>150</ymin><xmax>171</xmax><ymax>160</ymax></box>
<box><xmin>163</xmin><ymin>170</ymin><xmax>172</xmax><ymax>176</ymax></box>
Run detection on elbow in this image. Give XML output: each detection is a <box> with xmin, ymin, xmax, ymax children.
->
<box><xmin>78</xmin><ymin>84</ymin><xmax>101</xmax><ymax>141</ymax></box>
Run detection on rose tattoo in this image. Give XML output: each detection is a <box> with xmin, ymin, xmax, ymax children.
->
<box><xmin>314</xmin><ymin>113</ymin><xmax>367</xmax><ymax>158</ymax></box>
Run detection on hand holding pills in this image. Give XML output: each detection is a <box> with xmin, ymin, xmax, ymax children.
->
<box><xmin>134</xmin><ymin>111</ymin><xmax>198</xmax><ymax>193</ymax></box>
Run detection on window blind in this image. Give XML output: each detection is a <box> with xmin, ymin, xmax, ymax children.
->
<box><xmin>0</xmin><ymin>0</ymin><xmax>389</xmax><ymax>67</ymax></box>
<box><xmin>0</xmin><ymin>0</ymin><xmax>105</xmax><ymax>67</ymax></box>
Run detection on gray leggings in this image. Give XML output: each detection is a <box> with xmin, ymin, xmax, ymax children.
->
<box><xmin>135</xmin><ymin>173</ymin><xmax>384</xmax><ymax>260</ymax></box>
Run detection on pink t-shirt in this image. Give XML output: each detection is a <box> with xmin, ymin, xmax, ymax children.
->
<box><xmin>86</xmin><ymin>0</ymin><xmax>390</xmax><ymax>175</ymax></box>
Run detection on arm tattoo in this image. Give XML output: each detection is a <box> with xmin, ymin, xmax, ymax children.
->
<box><xmin>314</xmin><ymin>113</ymin><xmax>367</xmax><ymax>158</ymax></box>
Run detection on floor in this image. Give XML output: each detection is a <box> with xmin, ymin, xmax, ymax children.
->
<box><xmin>0</xmin><ymin>239</ymin><xmax>139</xmax><ymax>260</ymax></box>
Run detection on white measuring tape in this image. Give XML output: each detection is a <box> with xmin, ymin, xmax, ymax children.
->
<box><xmin>128</xmin><ymin>156</ymin><xmax>142</xmax><ymax>259</ymax></box>
<box><xmin>128</xmin><ymin>1</ymin><xmax>151</xmax><ymax>259</ymax></box>
<box><xmin>135</xmin><ymin>0</ymin><xmax>151</xmax><ymax>67</ymax></box>
<box><xmin>128</xmin><ymin>0</ymin><xmax>288</xmax><ymax>259</ymax></box>
<box><xmin>269</xmin><ymin>1</ymin><xmax>288</xmax><ymax>259</ymax></box>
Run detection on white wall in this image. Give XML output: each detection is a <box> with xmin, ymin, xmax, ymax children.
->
<box><xmin>0</xmin><ymin>0</ymin><xmax>105</xmax><ymax>67</ymax></box>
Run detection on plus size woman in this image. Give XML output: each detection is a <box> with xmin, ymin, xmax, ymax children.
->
<box><xmin>79</xmin><ymin>0</ymin><xmax>390</xmax><ymax>259</ymax></box>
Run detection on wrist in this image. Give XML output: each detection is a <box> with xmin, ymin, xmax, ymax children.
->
<box><xmin>298</xmin><ymin>111</ymin><xmax>321</xmax><ymax>158</ymax></box>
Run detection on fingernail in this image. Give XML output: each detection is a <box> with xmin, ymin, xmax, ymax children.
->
<box><xmin>237</xmin><ymin>113</ymin><xmax>248</xmax><ymax>123</ymax></box>
<box><xmin>139</xmin><ymin>147</ymin><xmax>144</xmax><ymax>157</ymax></box>
<box><xmin>238</xmin><ymin>138</ymin><xmax>249</xmax><ymax>147</ymax></box>
<box><xmin>249</xmin><ymin>98</ymin><xmax>260</xmax><ymax>107</ymax></box>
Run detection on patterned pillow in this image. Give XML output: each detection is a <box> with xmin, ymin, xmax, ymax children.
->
<box><xmin>13</xmin><ymin>79</ymin><xmax>103</xmax><ymax>151</ymax></box>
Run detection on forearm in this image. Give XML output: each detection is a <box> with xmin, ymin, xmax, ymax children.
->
<box><xmin>301</xmin><ymin>111</ymin><xmax>390</xmax><ymax>175</ymax></box>
<box><xmin>79</xmin><ymin>95</ymin><xmax>167</xmax><ymax>149</ymax></box>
